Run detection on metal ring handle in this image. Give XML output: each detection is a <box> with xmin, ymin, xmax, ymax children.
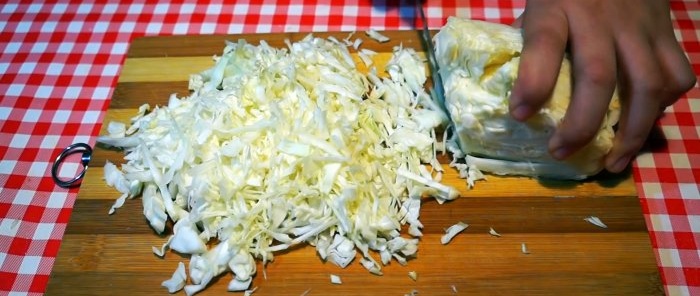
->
<box><xmin>52</xmin><ymin>142</ymin><xmax>92</xmax><ymax>188</ymax></box>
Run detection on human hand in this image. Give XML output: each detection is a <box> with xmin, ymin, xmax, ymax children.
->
<box><xmin>510</xmin><ymin>0</ymin><xmax>696</xmax><ymax>173</ymax></box>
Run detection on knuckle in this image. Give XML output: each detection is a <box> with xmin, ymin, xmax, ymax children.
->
<box><xmin>632</xmin><ymin>73</ymin><xmax>664</xmax><ymax>98</ymax></box>
<box><xmin>673</xmin><ymin>70</ymin><xmax>697</xmax><ymax>94</ymax></box>
<box><xmin>579</xmin><ymin>61</ymin><xmax>616</xmax><ymax>88</ymax></box>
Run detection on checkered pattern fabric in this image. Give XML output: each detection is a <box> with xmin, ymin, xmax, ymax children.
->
<box><xmin>0</xmin><ymin>1</ymin><xmax>697</xmax><ymax>295</ymax></box>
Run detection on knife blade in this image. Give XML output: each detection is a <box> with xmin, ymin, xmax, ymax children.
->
<box><xmin>415</xmin><ymin>1</ymin><xmax>448</xmax><ymax>120</ymax></box>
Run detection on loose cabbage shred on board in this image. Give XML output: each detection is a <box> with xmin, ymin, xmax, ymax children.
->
<box><xmin>98</xmin><ymin>34</ymin><xmax>457</xmax><ymax>295</ymax></box>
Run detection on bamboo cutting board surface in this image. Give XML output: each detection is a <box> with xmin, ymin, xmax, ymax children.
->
<box><xmin>46</xmin><ymin>31</ymin><xmax>661</xmax><ymax>296</ymax></box>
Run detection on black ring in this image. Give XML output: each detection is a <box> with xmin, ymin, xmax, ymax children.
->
<box><xmin>52</xmin><ymin>142</ymin><xmax>92</xmax><ymax>188</ymax></box>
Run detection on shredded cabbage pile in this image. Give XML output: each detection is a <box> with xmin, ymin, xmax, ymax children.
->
<box><xmin>99</xmin><ymin>34</ymin><xmax>461</xmax><ymax>295</ymax></box>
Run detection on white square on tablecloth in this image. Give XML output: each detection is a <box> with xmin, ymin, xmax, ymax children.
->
<box><xmin>635</xmin><ymin>152</ymin><xmax>656</xmax><ymax>168</ymax></box>
<box><xmin>40</xmin><ymin>22</ymin><xmax>58</xmax><ymax>33</ymax></box>
<box><xmin>427</xmin><ymin>7</ymin><xmax>442</xmax><ymax>20</ymax></box>
<box><xmin>33</xmin><ymin>223</ymin><xmax>54</xmax><ymax>240</ymax></box>
<box><xmin>31</xmin><ymin>42</ymin><xmax>48</xmax><ymax>53</ymax></box>
<box><xmin>82</xmin><ymin>110</ymin><xmax>101</xmax><ymax>124</ymax></box>
<box><xmin>233</xmin><ymin>3</ymin><xmax>248</xmax><ymax>15</ymax></box>
<box><xmin>485</xmin><ymin>7</ymin><xmax>500</xmax><ymax>19</ymax></box>
<box><xmin>153</xmin><ymin>3</ymin><xmax>169</xmax><ymax>14</ymax></box>
<box><xmin>64</xmin><ymin>86</ymin><xmax>81</xmax><ymax>99</ymax></box>
<box><xmin>680</xmin><ymin>183</ymin><xmax>700</xmax><ymax>199</ymax></box>
<box><xmin>46</xmin><ymin>192</ymin><xmax>67</xmax><ymax>208</ymax></box>
<box><xmin>35</xmin><ymin>85</ymin><xmax>53</xmax><ymax>99</ymax></box>
<box><xmin>261</xmin><ymin>3</ymin><xmax>275</xmax><ymax>15</ymax></box>
<box><xmin>257</xmin><ymin>23</ymin><xmax>272</xmax><ymax>33</ymax></box>
<box><xmin>84</xmin><ymin>42</ymin><xmax>101</xmax><ymax>54</ymax></box>
<box><xmin>1</xmin><ymin>3</ymin><xmax>18</xmax><ymax>14</ymax></box>
<box><xmin>27</xmin><ymin>3</ymin><xmax>44</xmax><ymax>13</ymax></box>
<box><xmin>55</xmin><ymin>162</ymin><xmax>79</xmax><ymax>179</ymax></box>
<box><xmin>51</xmin><ymin>110</ymin><xmax>70</xmax><ymax>124</ymax></box>
<box><xmin>94</xmin><ymin>86</ymin><xmax>111</xmax><ymax>100</ymax></box>
<box><xmin>662</xmin><ymin>125</ymin><xmax>682</xmax><ymax>140</ymax></box>
<box><xmin>4</xmin><ymin>42</ymin><xmax>21</xmax><ymax>54</ymax></box>
<box><xmin>146</xmin><ymin>23</ymin><xmax>162</xmax><ymax>35</ymax></box>
<box><xmin>180</xmin><ymin>3</ymin><xmax>195</xmax><ymax>14</ymax></box>
<box><xmin>102</xmin><ymin>3</ymin><xmax>117</xmax><ymax>14</ymax></box>
<box><xmin>18</xmin><ymin>255</ymin><xmax>41</xmax><ymax>274</ymax></box>
<box><xmin>14</xmin><ymin>190</ymin><xmax>34</xmax><ymax>205</ymax></box>
<box><xmin>0</xmin><ymin>107</ymin><xmax>10</xmax><ymax>120</ymax></box>
<box><xmin>15</xmin><ymin>22</ymin><xmax>30</xmax><ymax>33</ymax></box>
<box><xmin>46</xmin><ymin>63</ymin><xmax>64</xmax><ymax>75</ymax></box>
<box><xmin>206</xmin><ymin>3</ymin><xmax>221</xmax><ymax>15</ymax></box>
<box><xmin>57</xmin><ymin>41</ymin><xmax>74</xmax><ymax>53</ymax></box>
<box><xmin>0</xmin><ymin>218</ymin><xmax>20</xmax><ymax>236</ymax></box>
<box><xmin>22</xmin><ymin>109</ymin><xmax>41</xmax><ymax>122</ymax></box>
<box><xmin>110</xmin><ymin>43</ymin><xmax>127</xmax><ymax>56</ymax></box>
<box><xmin>119</xmin><ymin>21</ymin><xmax>136</xmax><ymax>33</ymax></box>
<box><xmin>19</xmin><ymin>62</ymin><xmax>37</xmax><ymax>74</ymax></box>
<box><xmin>666</xmin><ymin>285</ymin><xmax>691</xmax><ymax>296</ymax></box>
<box><xmin>40</xmin><ymin>135</ymin><xmax>59</xmax><ymax>149</ymax></box>
<box><xmin>342</xmin><ymin>5</ymin><xmax>357</xmax><ymax>17</ymax></box>
<box><xmin>76</xmin><ymin>3</ymin><xmax>92</xmax><ymax>14</ymax></box>
<box><xmin>649</xmin><ymin>214</ymin><xmax>674</xmax><ymax>232</ymax></box>
<box><xmin>173</xmin><ymin>22</ymin><xmax>188</xmax><ymax>34</ymax></box>
<box><xmin>311</xmin><ymin>24</ymin><xmax>327</xmax><ymax>32</ymax></box>
<box><xmin>101</xmin><ymin>64</ymin><xmax>120</xmax><ymax>77</ymax></box>
<box><xmin>689</xmin><ymin>98</ymin><xmax>700</xmax><ymax>112</ymax></box>
<box><xmin>127</xmin><ymin>3</ymin><xmax>144</xmax><ymax>14</ymax></box>
<box><xmin>670</xmin><ymin>153</ymin><xmax>692</xmax><ymax>169</ymax></box>
<box><xmin>28</xmin><ymin>161</ymin><xmax>47</xmax><ymax>177</ymax></box>
<box><xmin>657</xmin><ymin>248</ymin><xmax>683</xmax><ymax>268</ymax></box>
<box><xmin>74</xmin><ymin>64</ymin><xmax>91</xmax><ymax>75</ymax></box>
<box><xmin>200</xmin><ymin>22</ymin><xmax>215</xmax><ymax>34</ymax></box>
<box><xmin>315</xmin><ymin>4</ymin><xmax>330</xmax><ymax>16</ymax></box>
<box><xmin>0</xmin><ymin>160</ymin><xmax>16</xmax><ymax>174</ymax></box>
<box><xmin>689</xmin><ymin>10</ymin><xmax>700</xmax><ymax>20</ymax></box>
<box><xmin>284</xmin><ymin>24</ymin><xmax>299</xmax><ymax>32</ymax></box>
<box><xmin>9</xmin><ymin>134</ymin><xmax>30</xmax><ymax>148</ymax></box>
<box><xmin>288</xmin><ymin>4</ymin><xmax>303</xmax><ymax>15</ymax></box>
<box><xmin>93</xmin><ymin>21</ymin><xmax>109</xmax><ymax>33</ymax></box>
<box><xmin>688</xmin><ymin>215</ymin><xmax>700</xmax><ymax>233</ymax></box>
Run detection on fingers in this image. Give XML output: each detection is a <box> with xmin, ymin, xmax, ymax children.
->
<box><xmin>605</xmin><ymin>33</ymin><xmax>664</xmax><ymax>173</ymax></box>
<box><xmin>510</xmin><ymin>2</ymin><xmax>569</xmax><ymax>121</ymax></box>
<box><xmin>510</xmin><ymin>0</ymin><xmax>696</xmax><ymax>174</ymax></box>
<box><xmin>548</xmin><ymin>7</ymin><xmax>617</xmax><ymax>160</ymax></box>
<box><xmin>604</xmin><ymin>7</ymin><xmax>696</xmax><ymax>173</ymax></box>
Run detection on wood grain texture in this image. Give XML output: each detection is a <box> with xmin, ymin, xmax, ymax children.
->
<box><xmin>47</xmin><ymin>31</ymin><xmax>658</xmax><ymax>296</ymax></box>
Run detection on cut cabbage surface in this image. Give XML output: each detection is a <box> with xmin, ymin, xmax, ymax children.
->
<box><xmin>435</xmin><ymin>17</ymin><xmax>621</xmax><ymax>179</ymax></box>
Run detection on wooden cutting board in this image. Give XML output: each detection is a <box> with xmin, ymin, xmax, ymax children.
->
<box><xmin>46</xmin><ymin>31</ymin><xmax>661</xmax><ymax>296</ymax></box>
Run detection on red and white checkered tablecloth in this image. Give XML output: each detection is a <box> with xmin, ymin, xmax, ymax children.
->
<box><xmin>0</xmin><ymin>1</ymin><xmax>697</xmax><ymax>295</ymax></box>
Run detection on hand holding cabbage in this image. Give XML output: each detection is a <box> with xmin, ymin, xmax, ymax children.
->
<box><xmin>510</xmin><ymin>0</ymin><xmax>696</xmax><ymax>173</ymax></box>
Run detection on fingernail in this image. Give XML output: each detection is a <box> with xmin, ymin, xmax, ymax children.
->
<box><xmin>511</xmin><ymin>104</ymin><xmax>531</xmax><ymax>121</ymax></box>
<box><xmin>609</xmin><ymin>155</ymin><xmax>632</xmax><ymax>173</ymax></box>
